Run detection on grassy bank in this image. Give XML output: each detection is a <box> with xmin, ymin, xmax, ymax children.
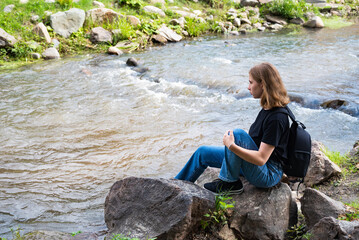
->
<box><xmin>0</xmin><ymin>0</ymin><xmax>358</xmax><ymax>70</ymax></box>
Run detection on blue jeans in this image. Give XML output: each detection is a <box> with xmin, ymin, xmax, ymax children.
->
<box><xmin>174</xmin><ymin>129</ymin><xmax>283</xmax><ymax>188</ymax></box>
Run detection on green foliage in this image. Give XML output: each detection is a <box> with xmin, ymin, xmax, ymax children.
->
<box><xmin>117</xmin><ymin>0</ymin><xmax>144</xmax><ymax>9</ymax></box>
<box><xmin>56</xmin><ymin>0</ymin><xmax>73</xmax><ymax>8</ymax></box>
<box><xmin>287</xmin><ymin>223</ymin><xmax>311</xmax><ymax>240</ymax></box>
<box><xmin>140</xmin><ymin>20</ymin><xmax>160</xmax><ymax>35</ymax></box>
<box><xmin>185</xmin><ymin>18</ymin><xmax>210</xmax><ymax>37</ymax></box>
<box><xmin>261</xmin><ymin>0</ymin><xmax>318</xmax><ymax>19</ymax></box>
<box><xmin>111</xmin><ymin>18</ymin><xmax>137</xmax><ymax>43</ymax></box>
<box><xmin>339</xmin><ymin>200</ymin><xmax>359</xmax><ymax>221</ymax></box>
<box><xmin>322</xmin><ymin>147</ymin><xmax>357</xmax><ymax>175</ymax></box>
<box><xmin>201</xmin><ymin>194</ymin><xmax>235</xmax><ymax>230</ymax></box>
<box><xmin>71</xmin><ymin>230</ymin><xmax>82</xmax><ymax>236</ymax></box>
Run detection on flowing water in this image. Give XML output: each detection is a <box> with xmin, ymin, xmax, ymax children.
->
<box><xmin>1</xmin><ymin>24</ymin><xmax>359</xmax><ymax>238</ymax></box>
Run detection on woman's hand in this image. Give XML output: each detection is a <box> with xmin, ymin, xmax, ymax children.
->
<box><xmin>223</xmin><ymin>130</ymin><xmax>235</xmax><ymax>149</ymax></box>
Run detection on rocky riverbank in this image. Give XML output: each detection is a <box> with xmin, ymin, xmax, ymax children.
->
<box><xmin>0</xmin><ymin>0</ymin><xmax>358</xmax><ymax>69</ymax></box>
<box><xmin>7</xmin><ymin>140</ymin><xmax>359</xmax><ymax>240</ymax></box>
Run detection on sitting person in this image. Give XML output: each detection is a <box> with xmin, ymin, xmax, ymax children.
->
<box><xmin>174</xmin><ymin>62</ymin><xmax>290</xmax><ymax>195</ymax></box>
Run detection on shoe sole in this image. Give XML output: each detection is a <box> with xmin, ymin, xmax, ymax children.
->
<box><xmin>214</xmin><ymin>188</ymin><xmax>244</xmax><ymax>196</ymax></box>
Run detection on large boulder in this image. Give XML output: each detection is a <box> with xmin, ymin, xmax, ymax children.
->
<box><xmin>229</xmin><ymin>181</ymin><xmax>294</xmax><ymax>240</ymax></box>
<box><xmin>158</xmin><ymin>25</ymin><xmax>182</xmax><ymax>42</ymax></box>
<box><xmin>42</xmin><ymin>47</ymin><xmax>60</xmax><ymax>60</ymax></box>
<box><xmin>308</xmin><ymin>217</ymin><xmax>359</xmax><ymax>240</ymax></box>
<box><xmin>33</xmin><ymin>22</ymin><xmax>51</xmax><ymax>43</ymax></box>
<box><xmin>104</xmin><ymin>177</ymin><xmax>215</xmax><ymax>240</ymax></box>
<box><xmin>50</xmin><ymin>8</ymin><xmax>85</xmax><ymax>38</ymax></box>
<box><xmin>89</xmin><ymin>27</ymin><xmax>112</xmax><ymax>43</ymax></box>
<box><xmin>300</xmin><ymin>188</ymin><xmax>347</xmax><ymax>229</ymax></box>
<box><xmin>303</xmin><ymin>16</ymin><xmax>324</xmax><ymax>28</ymax></box>
<box><xmin>240</xmin><ymin>0</ymin><xmax>259</xmax><ymax>7</ymax></box>
<box><xmin>304</xmin><ymin>141</ymin><xmax>342</xmax><ymax>187</ymax></box>
<box><xmin>265</xmin><ymin>15</ymin><xmax>287</xmax><ymax>25</ymax></box>
<box><xmin>86</xmin><ymin>8</ymin><xmax>119</xmax><ymax>24</ymax></box>
<box><xmin>0</xmin><ymin>28</ymin><xmax>17</xmax><ymax>47</ymax></box>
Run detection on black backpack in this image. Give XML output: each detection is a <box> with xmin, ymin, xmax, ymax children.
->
<box><xmin>267</xmin><ymin>106</ymin><xmax>312</xmax><ymax>179</ymax></box>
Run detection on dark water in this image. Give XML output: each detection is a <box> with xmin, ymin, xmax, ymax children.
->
<box><xmin>0</xmin><ymin>23</ymin><xmax>358</xmax><ymax>238</ymax></box>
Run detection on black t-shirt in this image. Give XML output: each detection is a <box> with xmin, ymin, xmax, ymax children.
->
<box><xmin>248</xmin><ymin>107</ymin><xmax>290</xmax><ymax>163</ymax></box>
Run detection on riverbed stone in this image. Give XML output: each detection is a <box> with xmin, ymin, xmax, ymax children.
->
<box><xmin>158</xmin><ymin>25</ymin><xmax>182</xmax><ymax>42</ymax></box>
<box><xmin>86</xmin><ymin>8</ymin><xmax>119</xmax><ymax>24</ymax></box>
<box><xmin>104</xmin><ymin>177</ymin><xmax>215</xmax><ymax>239</ymax></box>
<box><xmin>290</xmin><ymin>17</ymin><xmax>305</xmax><ymax>25</ymax></box>
<box><xmin>304</xmin><ymin>141</ymin><xmax>342</xmax><ymax>187</ymax></box>
<box><xmin>268</xmin><ymin>23</ymin><xmax>284</xmax><ymax>31</ymax></box>
<box><xmin>126</xmin><ymin>15</ymin><xmax>141</xmax><ymax>26</ymax></box>
<box><xmin>303</xmin><ymin>16</ymin><xmax>324</xmax><ymax>28</ymax></box>
<box><xmin>42</xmin><ymin>47</ymin><xmax>60</xmax><ymax>59</ymax></box>
<box><xmin>0</xmin><ymin>28</ymin><xmax>17</xmax><ymax>47</ymax></box>
<box><xmin>173</xmin><ymin>10</ymin><xmax>197</xmax><ymax>18</ymax></box>
<box><xmin>265</xmin><ymin>15</ymin><xmax>287</xmax><ymax>25</ymax></box>
<box><xmin>31</xmin><ymin>53</ymin><xmax>41</xmax><ymax>59</ymax></box>
<box><xmin>50</xmin><ymin>8</ymin><xmax>86</xmax><ymax>38</ymax></box>
<box><xmin>33</xmin><ymin>23</ymin><xmax>52</xmax><ymax>44</ymax></box>
<box><xmin>241</xmin><ymin>0</ymin><xmax>259</xmax><ymax>6</ymax></box>
<box><xmin>151</xmin><ymin>34</ymin><xmax>167</xmax><ymax>45</ymax></box>
<box><xmin>89</xmin><ymin>27</ymin><xmax>112</xmax><ymax>43</ymax></box>
<box><xmin>300</xmin><ymin>188</ymin><xmax>347</xmax><ymax>229</ymax></box>
<box><xmin>321</xmin><ymin>99</ymin><xmax>348</xmax><ymax>109</ymax></box>
<box><xmin>143</xmin><ymin>5</ymin><xmax>166</xmax><ymax>17</ymax></box>
<box><xmin>107</xmin><ymin>46</ymin><xmax>123</xmax><ymax>55</ymax></box>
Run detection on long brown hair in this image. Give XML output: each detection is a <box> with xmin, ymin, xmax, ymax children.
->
<box><xmin>249</xmin><ymin>62</ymin><xmax>290</xmax><ymax>109</ymax></box>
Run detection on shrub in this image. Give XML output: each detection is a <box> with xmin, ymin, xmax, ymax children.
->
<box><xmin>261</xmin><ymin>0</ymin><xmax>317</xmax><ymax>19</ymax></box>
<box><xmin>117</xmin><ymin>0</ymin><xmax>144</xmax><ymax>9</ymax></box>
<box><xmin>185</xmin><ymin>18</ymin><xmax>210</xmax><ymax>37</ymax></box>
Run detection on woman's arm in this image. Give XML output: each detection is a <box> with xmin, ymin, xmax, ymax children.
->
<box><xmin>223</xmin><ymin>130</ymin><xmax>275</xmax><ymax>166</ymax></box>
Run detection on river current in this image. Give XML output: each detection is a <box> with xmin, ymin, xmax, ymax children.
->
<box><xmin>0</xmin><ymin>24</ymin><xmax>359</xmax><ymax>237</ymax></box>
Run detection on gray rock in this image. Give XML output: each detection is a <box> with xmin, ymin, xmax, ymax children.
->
<box><xmin>42</xmin><ymin>47</ymin><xmax>60</xmax><ymax>59</ymax></box>
<box><xmin>143</xmin><ymin>5</ymin><xmax>166</xmax><ymax>17</ymax></box>
<box><xmin>33</xmin><ymin>23</ymin><xmax>52</xmax><ymax>43</ymax></box>
<box><xmin>107</xmin><ymin>46</ymin><xmax>123</xmax><ymax>55</ymax></box>
<box><xmin>90</xmin><ymin>27</ymin><xmax>112</xmax><ymax>43</ymax></box>
<box><xmin>92</xmin><ymin>1</ymin><xmax>105</xmax><ymax>8</ymax></box>
<box><xmin>321</xmin><ymin>99</ymin><xmax>348</xmax><ymax>109</ymax></box>
<box><xmin>158</xmin><ymin>25</ymin><xmax>182</xmax><ymax>42</ymax></box>
<box><xmin>50</xmin><ymin>8</ymin><xmax>86</xmax><ymax>38</ymax></box>
<box><xmin>31</xmin><ymin>53</ymin><xmax>41</xmax><ymax>59</ymax></box>
<box><xmin>241</xmin><ymin>18</ymin><xmax>251</xmax><ymax>25</ymax></box>
<box><xmin>290</xmin><ymin>17</ymin><xmax>305</xmax><ymax>25</ymax></box>
<box><xmin>126</xmin><ymin>15</ymin><xmax>141</xmax><ymax>26</ymax></box>
<box><xmin>303</xmin><ymin>16</ymin><xmax>324</xmax><ymax>28</ymax></box>
<box><xmin>305</xmin><ymin>0</ymin><xmax>326</xmax><ymax>3</ymax></box>
<box><xmin>304</xmin><ymin>141</ymin><xmax>342</xmax><ymax>187</ymax></box>
<box><xmin>20</xmin><ymin>0</ymin><xmax>29</xmax><ymax>3</ymax></box>
<box><xmin>229</xmin><ymin>31</ymin><xmax>240</xmax><ymax>35</ymax></box>
<box><xmin>104</xmin><ymin>177</ymin><xmax>215</xmax><ymax>240</ymax></box>
<box><xmin>240</xmin><ymin>0</ymin><xmax>259</xmax><ymax>7</ymax></box>
<box><xmin>52</xmin><ymin>39</ymin><xmax>60</xmax><ymax>49</ymax></box>
<box><xmin>126</xmin><ymin>57</ymin><xmax>139</xmax><ymax>67</ymax></box>
<box><xmin>308</xmin><ymin>217</ymin><xmax>359</xmax><ymax>240</ymax></box>
<box><xmin>300</xmin><ymin>188</ymin><xmax>347</xmax><ymax>229</ymax></box>
<box><xmin>233</xmin><ymin>18</ymin><xmax>241</xmax><ymax>27</ymax></box>
<box><xmin>173</xmin><ymin>10</ymin><xmax>196</xmax><ymax>18</ymax></box>
<box><xmin>268</xmin><ymin>23</ymin><xmax>284</xmax><ymax>31</ymax></box>
<box><xmin>230</xmin><ymin>181</ymin><xmax>293</xmax><ymax>240</ymax></box>
<box><xmin>265</xmin><ymin>15</ymin><xmax>287</xmax><ymax>25</ymax></box>
<box><xmin>0</xmin><ymin>28</ymin><xmax>17</xmax><ymax>47</ymax></box>
<box><xmin>151</xmin><ymin>34</ymin><xmax>168</xmax><ymax>45</ymax></box>
<box><xmin>30</xmin><ymin>15</ymin><xmax>40</xmax><ymax>23</ymax></box>
<box><xmin>86</xmin><ymin>8</ymin><xmax>119</xmax><ymax>24</ymax></box>
<box><xmin>4</xmin><ymin>4</ymin><xmax>15</xmax><ymax>13</ymax></box>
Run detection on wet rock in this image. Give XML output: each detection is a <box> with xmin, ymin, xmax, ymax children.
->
<box><xmin>308</xmin><ymin>217</ymin><xmax>359</xmax><ymax>240</ymax></box>
<box><xmin>151</xmin><ymin>34</ymin><xmax>168</xmax><ymax>45</ymax></box>
<box><xmin>42</xmin><ymin>47</ymin><xmax>60</xmax><ymax>59</ymax></box>
<box><xmin>33</xmin><ymin>22</ymin><xmax>52</xmax><ymax>43</ymax></box>
<box><xmin>303</xmin><ymin>16</ymin><xmax>324</xmax><ymax>28</ymax></box>
<box><xmin>300</xmin><ymin>188</ymin><xmax>347</xmax><ymax>229</ymax></box>
<box><xmin>158</xmin><ymin>25</ymin><xmax>182</xmax><ymax>42</ymax></box>
<box><xmin>290</xmin><ymin>17</ymin><xmax>305</xmax><ymax>25</ymax></box>
<box><xmin>143</xmin><ymin>5</ymin><xmax>166</xmax><ymax>17</ymax></box>
<box><xmin>104</xmin><ymin>177</ymin><xmax>215</xmax><ymax>239</ymax></box>
<box><xmin>86</xmin><ymin>8</ymin><xmax>119</xmax><ymax>24</ymax></box>
<box><xmin>50</xmin><ymin>8</ymin><xmax>86</xmax><ymax>38</ymax></box>
<box><xmin>265</xmin><ymin>15</ymin><xmax>287</xmax><ymax>25</ymax></box>
<box><xmin>89</xmin><ymin>27</ymin><xmax>112</xmax><ymax>43</ymax></box>
<box><xmin>107</xmin><ymin>46</ymin><xmax>123</xmax><ymax>55</ymax></box>
<box><xmin>127</xmin><ymin>15</ymin><xmax>141</xmax><ymax>26</ymax></box>
<box><xmin>92</xmin><ymin>1</ymin><xmax>105</xmax><ymax>8</ymax></box>
<box><xmin>0</xmin><ymin>28</ymin><xmax>17</xmax><ymax>47</ymax></box>
<box><xmin>126</xmin><ymin>57</ymin><xmax>139</xmax><ymax>67</ymax></box>
<box><xmin>305</xmin><ymin>141</ymin><xmax>342</xmax><ymax>187</ymax></box>
<box><xmin>321</xmin><ymin>99</ymin><xmax>348</xmax><ymax>110</ymax></box>
<box><xmin>268</xmin><ymin>23</ymin><xmax>284</xmax><ymax>31</ymax></box>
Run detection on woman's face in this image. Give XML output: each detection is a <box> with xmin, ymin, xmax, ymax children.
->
<box><xmin>248</xmin><ymin>74</ymin><xmax>263</xmax><ymax>99</ymax></box>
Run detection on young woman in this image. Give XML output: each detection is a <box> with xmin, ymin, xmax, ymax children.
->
<box><xmin>174</xmin><ymin>62</ymin><xmax>290</xmax><ymax>194</ymax></box>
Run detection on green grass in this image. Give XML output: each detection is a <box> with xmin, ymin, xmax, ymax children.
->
<box><xmin>322</xmin><ymin>16</ymin><xmax>353</xmax><ymax>29</ymax></box>
<box><xmin>260</xmin><ymin>0</ymin><xmax>319</xmax><ymax>19</ymax></box>
<box><xmin>322</xmin><ymin>147</ymin><xmax>357</xmax><ymax>177</ymax></box>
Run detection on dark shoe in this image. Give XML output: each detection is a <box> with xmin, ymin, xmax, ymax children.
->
<box><xmin>204</xmin><ymin>178</ymin><xmax>243</xmax><ymax>195</ymax></box>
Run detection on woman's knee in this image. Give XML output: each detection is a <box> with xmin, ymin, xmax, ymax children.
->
<box><xmin>233</xmin><ymin>128</ymin><xmax>248</xmax><ymax>139</ymax></box>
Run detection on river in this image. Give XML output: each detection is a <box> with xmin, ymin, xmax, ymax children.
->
<box><xmin>0</xmin><ymin>23</ymin><xmax>358</xmax><ymax>238</ymax></box>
